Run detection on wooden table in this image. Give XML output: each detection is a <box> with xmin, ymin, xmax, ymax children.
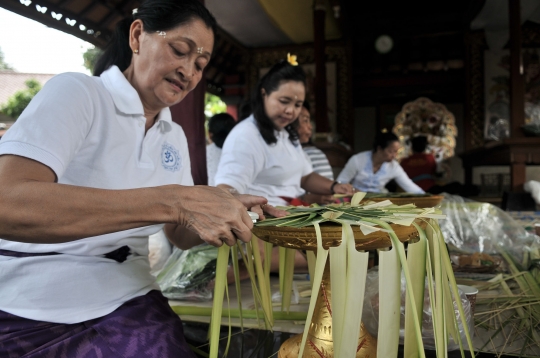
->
<box><xmin>458</xmin><ymin>137</ymin><xmax>540</xmax><ymax>192</ymax></box>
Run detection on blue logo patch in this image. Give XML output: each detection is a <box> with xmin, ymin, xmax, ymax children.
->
<box><xmin>161</xmin><ymin>142</ymin><xmax>181</xmax><ymax>172</ymax></box>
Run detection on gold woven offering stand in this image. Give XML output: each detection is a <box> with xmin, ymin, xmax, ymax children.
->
<box><xmin>252</xmin><ymin>220</ymin><xmax>426</xmax><ymax>358</ymax></box>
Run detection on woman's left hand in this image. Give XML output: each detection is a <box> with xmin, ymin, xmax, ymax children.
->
<box><xmin>333</xmin><ymin>183</ymin><xmax>355</xmax><ymax>195</ymax></box>
<box><xmin>233</xmin><ymin>194</ymin><xmax>289</xmax><ymax>220</ymax></box>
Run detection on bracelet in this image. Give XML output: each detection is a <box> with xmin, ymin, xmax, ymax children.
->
<box><xmin>330</xmin><ymin>181</ymin><xmax>339</xmax><ymax>194</ymax></box>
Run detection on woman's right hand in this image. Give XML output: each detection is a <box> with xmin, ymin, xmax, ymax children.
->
<box><xmin>168</xmin><ymin>185</ymin><xmax>267</xmax><ymax>247</ymax></box>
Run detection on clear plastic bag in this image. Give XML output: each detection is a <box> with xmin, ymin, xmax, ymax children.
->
<box><xmin>439</xmin><ymin>193</ymin><xmax>540</xmax><ymax>263</ymax></box>
<box><xmin>156</xmin><ymin>244</ymin><xmax>219</xmax><ymax>301</ymax></box>
<box><xmin>362</xmin><ymin>266</ymin><xmax>473</xmax><ymax>351</ymax></box>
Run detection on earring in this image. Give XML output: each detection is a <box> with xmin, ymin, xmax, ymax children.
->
<box><xmin>134</xmin><ymin>49</ymin><xmax>139</xmax><ymax>54</ymax></box>
<box><xmin>157</xmin><ymin>31</ymin><xmax>166</xmax><ymax>38</ymax></box>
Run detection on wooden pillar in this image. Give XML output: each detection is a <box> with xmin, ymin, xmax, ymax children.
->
<box><xmin>509</xmin><ymin>0</ymin><xmax>526</xmax><ymax>191</ymax></box>
<box><xmin>509</xmin><ymin>0</ymin><xmax>525</xmax><ymax>138</ymax></box>
<box><xmin>170</xmin><ymin>0</ymin><xmax>208</xmax><ymax>185</ymax></box>
<box><xmin>170</xmin><ymin>80</ymin><xmax>208</xmax><ymax>185</ymax></box>
<box><xmin>313</xmin><ymin>0</ymin><xmax>329</xmax><ymax>133</ymax></box>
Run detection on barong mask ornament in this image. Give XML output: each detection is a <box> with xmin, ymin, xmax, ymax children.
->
<box><xmin>393</xmin><ymin>97</ymin><xmax>458</xmax><ymax>163</ymax></box>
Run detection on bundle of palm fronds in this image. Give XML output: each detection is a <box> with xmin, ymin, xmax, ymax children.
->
<box><xmin>173</xmin><ymin>192</ymin><xmax>475</xmax><ymax>358</ymax></box>
<box><xmin>464</xmin><ymin>246</ymin><xmax>540</xmax><ymax>357</ymax></box>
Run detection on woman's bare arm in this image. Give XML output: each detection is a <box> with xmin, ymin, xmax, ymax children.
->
<box><xmin>301</xmin><ymin>172</ymin><xmax>355</xmax><ymax>195</ymax></box>
<box><xmin>0</xmin><ymin>155</ymin><xmax>263</xmax><ymax>246</ymax></box>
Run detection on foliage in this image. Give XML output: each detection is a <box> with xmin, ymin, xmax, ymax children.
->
<box><xmin>0</xmin><ymin>46</ymin><xmax>14</xmax><ymax>71</ymax></box>
<box><xmin>0</xmin><ymin>79</ymin><xmax>42</xmax><ymax>120</ymax></box>
<box><xmin>82</xmin><ymin>46</ymin><xmax>102</xmax><ymax>73</ymax></box>
<box><xmin>204</xmin><ymin>92</ymin><xmax>227</xmax><ymax>119</ymax></box>
<box><xmin>204</xmin><ymin>92</ymin><xmax>227</xmax><ymax>140</ymax></box>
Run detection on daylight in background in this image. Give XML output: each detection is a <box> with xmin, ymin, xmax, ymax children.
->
<box><xmin>0</xmin><ymin>6</ymin><xmax>227</xmax><ymax>129</ymax></box>
<box><xmin>0</xmin><ymin>7</ymin><xmax>93</xmax><ymax>74</ymax></box>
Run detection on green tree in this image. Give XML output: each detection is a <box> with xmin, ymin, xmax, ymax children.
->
<box><xmin>0</xmin><ymin>46</ymin><xmax>14</xmax><ymax>71</ymax></box>
<box><xmin>0</xmin><ymin>79</ymin><xmax>42</xmax><ymax>120</ymax></box>
<box><xmin>204</xmin><ymin>92</ymin><xmax>227</xmax><ymax>119</ymax></box>
<box><xmin>82</xmin><ymin>46</ymin><xmax>102</xmax><ymax>73</ymax></box>
<box><xmin>204</xmin><ymin>93</ymin><xmax>227</xmax><ymax>140</ymax></box>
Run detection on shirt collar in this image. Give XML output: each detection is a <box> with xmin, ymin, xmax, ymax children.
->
<box><xmin>247</xmin><ymin>115</ymin><xmax>290</xmax><ymax>140</ymax></box>
<box><xmin>100</xmin><ymin>65</ymin><xmax>172</xmax><ymax>133</ymax></box>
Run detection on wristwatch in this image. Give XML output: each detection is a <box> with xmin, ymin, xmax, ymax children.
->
<box><xmin>330</xmin><ymin>181</ymin><xmax>339</xmax><ymax>194</ymax></box>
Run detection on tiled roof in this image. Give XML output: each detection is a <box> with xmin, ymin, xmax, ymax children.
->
<box><xmin>0</xmin><ymin>71</ymin><xmax>55</xmax><ymax>107</ymax></box>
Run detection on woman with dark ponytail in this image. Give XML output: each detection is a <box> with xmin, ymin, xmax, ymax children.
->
<box><xmin>214</xmin><ymin>58</ymin><xmax>354</xmax><ymax>272</ymax></box>
<box><xmin>0</xmin><ymin>1</ymin><xmax>269</xmax><ymax>356</ymax></box>
<box><xmin>215</xmin><ymin>58</ymin><xmax>354</xmax><ymax>208</ymax></box>
<box><xmin>337</xmin><ymin>130</ymin><xmax>424</xmax><ymax>193</ymax></box>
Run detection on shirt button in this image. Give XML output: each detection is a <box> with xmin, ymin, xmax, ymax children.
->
<box><xmin>139</xmin><ymin>121</ymin><xmax>144</xmax><ymax>127</ymax></box>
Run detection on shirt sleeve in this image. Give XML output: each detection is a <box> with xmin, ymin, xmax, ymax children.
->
<box><xmin>394</xmin><ymin>163</ymin><xmax>425</xmax><ymax>194</ymax></box>
<box><xmin>0</xmin><ymin>73</ymin><xmax>95</xmax><ymax>180</ymax></box>
<box><xmin>214</xmin><ymin>125</ymin><xmax>264</xmax><ymax>194</ymax></box>
<box><xmin>301</xmin><ymin>148</ymin><xmax>313</xmax><ymax>177</ymax></box>
<box><xmin>336</xmin><ymin>154</ymin><xmax>358</xmax><ymax>184</ymax></box>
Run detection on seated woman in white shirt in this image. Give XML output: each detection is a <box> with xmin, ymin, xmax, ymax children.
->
<box><xmin>337</xmin><ymin>130</ymin><xmax>424</xmax><ymax>194</ymax></box>
<box><xmin>215</xmin><ymin>58</ymin><xmax>354</xmax><ymax>271</ymax></box>
<box><xmin>206</xmin><ymin>112</ymin><xmax>236</xmax><ymax>186</ymax></box>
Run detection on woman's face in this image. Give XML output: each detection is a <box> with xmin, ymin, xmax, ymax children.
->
<box><xmin>377</xmin><ymin>141</ymin><xmax>400</xmax><ymax>162</ymax></box>
<box><xmin>262</xmin><ymin>80</ymin><xmax>305</xmax><ymax>131</ymax></box>
<box><xmin>296</xmin><ymin>107</ymin><xmax>312</xmax><ymax>144</ymax></box>
<box><xmin>126</xmin><ymin>18</ymin><xmax>214</xmax><ymax>112</ymax></box>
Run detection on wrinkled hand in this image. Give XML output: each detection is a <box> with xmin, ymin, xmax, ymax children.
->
<box><xmin>261</xmin><ymin>204</ymin><xmax>289</xmax><ymax>218</ymax></box>
<box><xmin>171</xmin><ymin>185</ymin><xmax>267</xmax><ymax>247</ymax></box>
<box><xmin>227</xmin><ymin>192</ymin><xmax>288</xmax><ymax>220</ymax></box>
<box><xmin>333</xmin><ymin>183</ymin><xmax>355</xmax><ymax>195</ymax></box>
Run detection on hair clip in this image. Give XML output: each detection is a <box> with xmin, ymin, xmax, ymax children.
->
<box><xmin>287</xmin><ymin>53</ymin><xmax>298</xmax><ymax>66</ymax></box>
<box><xmin>132</xmin><ymin>8</ymin><xmax>138</xmax><ymax>15</ymax></box>
<box><xmin>157</xmin><ymin>31</ymin><xmax>166</xmax><ymax>38</ymax></box>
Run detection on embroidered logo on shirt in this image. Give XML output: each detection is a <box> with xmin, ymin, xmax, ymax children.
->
<box><xmin>161</xmin><ymin>142</ymin><xmax>181</xmax><ymax>172</ymax></box>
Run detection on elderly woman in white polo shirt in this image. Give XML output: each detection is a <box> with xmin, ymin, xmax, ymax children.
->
<box><xmin>215</xmin><ymin>59</ymin><xmax>354</xmax><ymax>271</ymax></box>
<box><xmin>0</xmin><ymin>1</ymin><xmax>268</xmax><ymax>357</ymax></box>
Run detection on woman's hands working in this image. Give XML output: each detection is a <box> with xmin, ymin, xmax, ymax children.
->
<box><xmin>164</xmin><ymin>185</ymin><xmax>268</xmax><ymax>248</ymax></box>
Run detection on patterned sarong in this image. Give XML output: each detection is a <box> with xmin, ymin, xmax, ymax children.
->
<box><xmin>0</xmin><ymin>290</ymin><xmax>196</xmax><ymax>358</ymax></box>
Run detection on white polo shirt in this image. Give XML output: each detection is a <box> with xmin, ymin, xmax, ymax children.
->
<box><xmin>215</xmin><ymin>116</ymin><xmax>312</xmax><ymax>206</ymax></box>
<box><xmin>337</xmin><ymin>150</ymin><xmax>424</xmax><ymax>193</ymax></box>
<box><xmin>0</xmin><ymin>66</ymin><xmax>193</xmax><ymax>324</ymax></box>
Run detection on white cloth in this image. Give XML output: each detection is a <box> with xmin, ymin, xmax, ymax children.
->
<box><xmin>0</xmin><ymin>66</ymin><xmax>193</xmax><ymax>324</ymax></box>
<box><xmin>336</xmin><ymin>150</ymin><xmax>424</xmax><ymax>194</ymax></box>
<box><xmin>524</xmin><ymin>180</ymin><xmax>540</xmax><ymax>205</ymax></box>
<box><xmin>303</xmin><ymin>146</ymin><xmax>334</xmax><ymax>180</ymax></box>
<box><xmin>149</xmin><ymin>229</ymin><xmax>173</xmax><ymax>275</ymax></box>
<box><xmin>206</xmin><ymin>142</ymin><xmax>221</xmax><ymax>186</ymax></box>
<box><xmin>214</xmin><ymin>115</ymin><xmax>313</xmax><ymax>206</ymax></box>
